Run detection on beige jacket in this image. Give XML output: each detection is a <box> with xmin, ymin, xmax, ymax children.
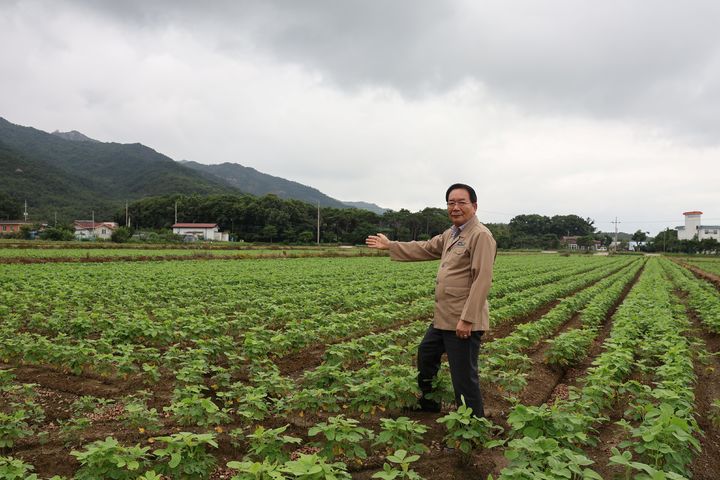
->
<box><xmin>388</xmin><ymin>216</ymin><xmax>496</xmax><ymax>331</ymax></box>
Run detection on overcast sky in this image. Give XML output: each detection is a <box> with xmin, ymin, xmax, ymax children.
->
<box><xmin>2</xmin><ymin>0</ymin><xmax>719</xmax><ymax>235</ymax></box>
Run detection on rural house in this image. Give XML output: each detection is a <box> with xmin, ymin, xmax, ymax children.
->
<box><xmin>74</xmin><ymin>220</ymin><xmax>118</xmax><ymax>240</ymax></box>
<box><xmin>0</xmin><ymin>220</ymin><xmax>33</xmax><ymax>234</ymax></box>
<box><xmin>172</xmin><ymin>223</ymin><xmax>229</xmax><ymax>241</ymax></box>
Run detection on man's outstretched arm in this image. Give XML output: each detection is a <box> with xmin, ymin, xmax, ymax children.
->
<box><xmin>365</xmin><ymin>233</ymin><xmax>390</xmax><ymax>250</ymax></box>
<box><xmin>367</xmin><ymin>232</ymin><xmax>444</xmax><ymax>261</ymax></box>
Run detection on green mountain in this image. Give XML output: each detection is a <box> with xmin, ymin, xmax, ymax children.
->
<box><xmin>0</xmin><ymin>117</ymin><xmax>386</xmax><ymax>223</ymax></box>
<box><xmin>0</xmin><ymin>117</ymin><xmax>239</xmax><ymax>222</ymax></box>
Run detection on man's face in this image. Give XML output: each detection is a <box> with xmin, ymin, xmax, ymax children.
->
<box><xmin>447</xmin><ymin>188</ymin><xmax>478</xmax><ymax>227</ymax></box>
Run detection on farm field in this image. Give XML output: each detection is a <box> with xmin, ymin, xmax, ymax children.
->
<box><xmin>1</xmin><ymin>253</ymin><xmax>720</xmax><ymax>479</ymax></box>
<box><xmin>0</xmin><ymin>244</ymin><xmax>379</xmax><ymax>262</ymax></box>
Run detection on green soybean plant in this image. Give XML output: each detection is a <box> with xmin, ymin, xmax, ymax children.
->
<box><xmin>122</xmin><ymin>400</ymin><xmax>162</xmax><ymax>433</ymax></box>
<box><xmin>70</xmin><ymin>437</ymin><xmax>151</xmax><ymax>480</ymax></box>
<box><xmin>615</xmin><ymin>402</ymin><xmax>700</xmax><ymax>476</ymax></box>
<box><xmin>280</xmin><ymin>453</ymin><xmax>352</xmax><ymax>480</ymax></box>
<box><xmin>152</xmin><ymin>432</ymin><xmax>218</xmax><ymax>480</ymax></box>
<box><xmin>0</xmin><ymin>410</ymin><xmax>32</xmax><ymax>448</ymax></box>
<box><xmin>71</xmin><ymin>395</ymin><xmax>114</xmax><ymax>414</ymax></box>
<box><xmin>506</xmin><ymin>403</ymin><xmax>599</xmax><ymax>448</ymax></box>
<box><xmin>609</xmin><ymin>448</ymin><xmax>687</xmax><ymax>480</ymax></box>
<box><xmin>372</xmin><ymin>449</ymin><xmax>424</xmax><ymax>480</ymax></box>
<box><xmin>227</xmin><ymin>459</ymin><xmax>286</xmax><ymax>480</ymax></box>
<box><xmin>498</xmin><ymin>436</ymin><xmax>602</xmax><ymax>480</ymax></box>
<box><xmin>308</xmin><ymin>415</ymin><xmax>374</xmax><ymax>462</ymax></box>
<box><xmin>134</xmin><ymin>471</ymin><xmax>165</xmax><ymax>480</ymax></box>
<box><xmin>246</xmin><ymin>424</ymin><xmax>302</xmax><ymax>463</ymax></box>
<box><xmin>436</xmin><ymin>401</ymin><xmax>504</xmax><ymax>456</ymax></box>
<box><xmin>58</xmin><ymin>416</ymin><xmax>91</xmax><ymax>447</ymax></box>
<box><xmin>373</xmin><ymin>417</ymin><xmax>428</xmax><ymax>455</ymax></box>
<box><xmin>164</xmin><ymin>388</ymin><xmax>230</xmax><ymax>427</ymax></box>
<box><xmin>0</xmin><ymin>455</ymin><xmax>64</xmax><ymax>480</ymax></box>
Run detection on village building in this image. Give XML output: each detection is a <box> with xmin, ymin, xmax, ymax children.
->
<box><xmin>74</xmin><ymin>220</ymin><xmax>119</xmax><ymax>240</ymax></box>
<box><xmin>171</xmin><ymin>223</ymin><xmax>229</xmax><ymax>241</ymax></box>
<box><xmin>0</xmin><ymin>220</ymin><xmax>34</xmax><ymax>234</ymax></box>
<box><xmin>677</xmin><ymin>211</ymin><xmax>720</xmax><ymax>241</ymax></box>
<box><xmin>560</xmin><ymin>235</ymin><xmax>603</xmax><ymax>251</ymax></box>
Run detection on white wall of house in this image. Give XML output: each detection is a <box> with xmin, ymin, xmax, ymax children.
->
<box><xmin>74</xmin><ymin>223</ymin><xmax>117</xmax><ymax>240</ymax></box>
<box><xmin>173</xmin><ymin>226</ymin><xmax>215</xmax><ymax>239</ymax></box>
<box><xmin>172</xmin><ymin>226</ymin><xmax>229</xmax><ymax>241</ymax></box>
<box><xmin>698</xmin><ymin>226</ymin><xmax>720</xmax><ymax>241</ymax></box>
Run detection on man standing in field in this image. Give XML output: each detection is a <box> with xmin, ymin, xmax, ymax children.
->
<box><xmin>365</xmin><ymin>183</ymin><xmax>496</xmax><ymax>417</ymax></box>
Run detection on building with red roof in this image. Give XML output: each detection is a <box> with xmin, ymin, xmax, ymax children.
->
<box><xmin>677</xmin><ymin>211</ymin><xmax>719</xmax><ymax>241</ymax></box>
<box><xmin>74</xmin><ymin>220</ymin><xmax>119</xmax><ymax>240</ymax></box>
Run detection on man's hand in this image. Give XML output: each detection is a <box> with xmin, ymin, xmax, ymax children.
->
<box><xmin>365</xmin><ymin>233</ymin><xmax>390</xmax><ymax>250</ymax></box>
<box><xmin>456</xmin><ymin>319</ymin><xmax>472</xmax><ymax>339</ymax></box>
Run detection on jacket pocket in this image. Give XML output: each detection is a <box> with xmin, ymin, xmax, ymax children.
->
<box><xmin>444</xmin><ymin>286</ymin><xmax>470</xmax><ymax>298</ymax></box>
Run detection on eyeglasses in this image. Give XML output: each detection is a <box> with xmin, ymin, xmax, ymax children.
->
<box><xmin>447</xmin><ymin>201</ymin><xmax>471</xmax><ymax>207</ymax></box>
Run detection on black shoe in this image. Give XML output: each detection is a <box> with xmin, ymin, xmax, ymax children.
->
<box><xmin>403</xmin><ymin>398</ymin><xmax>441</xmax><ymax>413</ymax></box>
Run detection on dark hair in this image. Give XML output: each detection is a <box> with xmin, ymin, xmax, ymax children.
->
<box><xmin>446</xmin><ymin>183</ymin><xmax>477</xmax><ymax>203</ymax></box>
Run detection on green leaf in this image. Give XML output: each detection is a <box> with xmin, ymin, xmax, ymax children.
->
<box><xmin>169</xmin><ymin>452</ymin><xmax>182</xmax><ymax>468</ymax></box>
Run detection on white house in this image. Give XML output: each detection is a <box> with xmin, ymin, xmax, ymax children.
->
<box><xmin>74</xmin><ymin>220</ymin><xmax>118</xmax><ymax>240</ymax></box>
<box><xmin>172</xmin><ymin>223</ymin><xmax>229</xmax><ymax>241</ymax></box>
<box><xmin>677</xmin><ymin>211</ymin><xmax>720</xmax><ymax>241</ymax></box>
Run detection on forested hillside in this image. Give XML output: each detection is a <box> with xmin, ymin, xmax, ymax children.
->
<box><xmin>0</xmin><ymin>117</ymin><xmax>237</xmax><ymax>220</ymax></box>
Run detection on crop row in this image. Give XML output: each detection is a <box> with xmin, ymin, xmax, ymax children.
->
<box><xmin>662</xmin><ymin>261</ymin><xmax>720</xmax><ymax>333</ymax></box>
<box><xmin>491</xmin><ymin>258</ymin><xmax>701</xmax><ymax>479</ymax></box>
<box><xmin>544</xmin><ymin>258</ymin><xmax>643</xmax><ymax>368</ymax></box>
<box><xmin>481</xmin><ymin>258</ymin><xmax>643</xmax><ymax>393</ymax></box>
<box><xmin>488</xmin><ymin>256</ymin><xmax>624</xmax><ymax>298</ymax></box>
<box><xmin>490</xmin><ymin>257</ymin><xmax>633</xmax><ymax>324</ymax></box>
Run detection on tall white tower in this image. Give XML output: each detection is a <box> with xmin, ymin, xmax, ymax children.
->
<box><xmin>679</xmin><ymin>211</ymin><xmax>702</xmax><ymax>240</ymax></box>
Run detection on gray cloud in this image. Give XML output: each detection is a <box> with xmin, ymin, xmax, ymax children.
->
<box><xmin>65</xmin><ymin>0</ymin><xmax>720</xmax><ymax>142</ymax></box>
<box><xmin>2</xmin><ymin>0</ymin><xmax>719</xmax><ymax>234</ymax></box>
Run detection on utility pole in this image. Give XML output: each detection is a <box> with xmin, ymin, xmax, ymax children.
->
<box><xmin>125</xmin><ymin>201</ymin><xmax>130</xmax><ymax>228</ymax></box>
<box><xmin>174</xmin><ymin>200</ymin><xmax>178</xmax><ymax>224</ymax></box>
<box><xmin>23</xmin><ymin>200</ymin><xmax>28</xmax><ymax>222</ymax></box>
<box><xmin>91</xmin><ymin>210</ymin><xmax>95</xmax><ymax>241</ymax></box>
<box><xmin>316</xmin><ymin>202</ymin><xmax>320</xmax><ymax>245</ymax></box>
<box><xmin>611</xmin><ymin>217</ymin><xmax>621</xmax><ymax>252</ymax></box>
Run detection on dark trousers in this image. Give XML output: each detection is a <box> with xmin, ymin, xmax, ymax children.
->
<box><xmin>417</xmin><ymin>324</ymin><xmax>484</xmax><ymax>417</ymax></box>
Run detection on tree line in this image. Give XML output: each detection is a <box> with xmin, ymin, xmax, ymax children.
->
<box><xmin>6</xmin><ymin>192</ymin><xmax>716</xmax><ymax>253</ymax></box>
<box><xmin>636</xmin><ymin>229</ymin><xmax>719</xmax><ymax>254</ymax></box>
<box><xmin>109</xmin><ymin>194</ymin><xmax>597</xmax><ymax>247</ymax></box>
